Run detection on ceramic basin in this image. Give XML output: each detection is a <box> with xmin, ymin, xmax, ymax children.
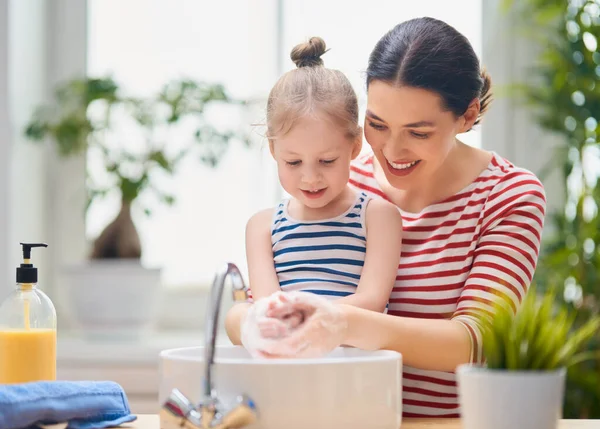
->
<box><xmin>159</xmin><ymin>345</ymin><xmax>402</xmax><ymax>429</ymax></box>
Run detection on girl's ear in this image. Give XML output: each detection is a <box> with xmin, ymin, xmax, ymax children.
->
<box><xmin>351</xmin><ymin>128</ymin><xmax>363</xmax><ymax>159</ymax></box>
<box><xmin>269</xmin><ymin>139</ymin><xmax>275</xmax><ymax>158</ymax></box>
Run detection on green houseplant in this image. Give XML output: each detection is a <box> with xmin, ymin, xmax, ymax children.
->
<box><xmin>457</xmin><ymin>288</ymin><xmax>600</xmax><ymax>429</ymax></box>
<box><xmin>24</xmin><ymin>76</ymin><xmax>249</xmax><ymax>336</ymax></box>
<box><xmin>500</xmin><ymin>0</ymin><xmax>600</xmax><ymax>417</ymax></box>
<box><xmin>25</xmin><ymin>76</ymin><xmax>248</xmax><ymax>259</ymax></box>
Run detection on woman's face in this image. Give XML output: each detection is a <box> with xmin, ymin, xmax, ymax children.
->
<box><xmin>364</xmin><ymin>81</ymin><xmax>476</xmax><ymax>190</ymax></box>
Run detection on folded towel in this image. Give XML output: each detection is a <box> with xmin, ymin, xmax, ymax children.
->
<box><xmin>0</xmin><ymin>380</ymin><xmax>137</xmax><ymax>429</ymax></box>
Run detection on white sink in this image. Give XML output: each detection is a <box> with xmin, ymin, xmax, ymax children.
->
<box><xmin>159</xmin><ymin>345</ymin><xmax>402</xmax><ymax>429</ymax></box>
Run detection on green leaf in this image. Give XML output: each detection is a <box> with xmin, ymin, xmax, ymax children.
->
<box><xmin>162</xmin><ymin>194</ymin><xmax>175</xmax><ymax>206</ymax></box>
<box><xmin>149</xmin><ymin>151</ymin><xmax>173</xmax><ymax>173</ymax></box>
<box><xmin>479</xmin><ymin>287</ymin><xmax>600</xmax><ymax>371</ymax></box>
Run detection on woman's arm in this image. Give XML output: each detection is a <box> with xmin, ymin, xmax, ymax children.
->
<box><xmin>342</xmin><ymin>174</ymin><xmax>547</xmax><ymax>371</ymax></box>
<box><xmin>449</xmin><ymin>173</ymin><xmax>546</xmax><ymax>363</ymax></box>
<box><xmin>336</xmin><ymin>199</ymin><xmax>402</xmax><ymax>312</ymax></box>
<box><xmin>341</xmin><ymin>305</ymin><xmax>472</xmax><ymax>371</ymax></box>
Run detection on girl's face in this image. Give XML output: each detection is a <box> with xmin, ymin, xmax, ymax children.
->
<box><xmin>270</xmin><ymin>115</ymin><xmax>361</xmax><ymax>209</ymax></box>
<box><xmin>364</xmin><ymin>81</ymin><xmax>478</xmax><ymax>191</ymax></box>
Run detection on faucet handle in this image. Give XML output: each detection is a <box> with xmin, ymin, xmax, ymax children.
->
<box><xmin>160</xmin><ymin>388</ymin><xmax>203</xmax><ymax>429</ymax></box>
<box><xmin>211</xmin><ymin>394</ymin><xmax>258</xmax><ymax>429</ymax></box>
<box><xmin>198</xmin><ymin>396</ymin><xmax>219</xmax><ymax>427</ymax></box>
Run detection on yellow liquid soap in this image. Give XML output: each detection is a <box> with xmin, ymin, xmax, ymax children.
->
<box><xmin>0</xmin><ymin>329</ymin><xmax>57</xmax><ymax>383</ymax></box>
<box><xmin>0</xmin><ymin>284</ymin><xmax>57</xmax><ymax>384</ymax></box>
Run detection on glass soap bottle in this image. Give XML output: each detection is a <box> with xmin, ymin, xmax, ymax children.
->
<box><xmin>0</xmin><ymin>243</ymin><xmax>57</xmax><ymax>383</ymax></box>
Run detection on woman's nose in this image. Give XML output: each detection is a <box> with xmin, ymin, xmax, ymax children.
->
<box><xmin>390</xmin><ymin>132</ymin><xmax>409</xmax><ymax>151</ymax></box>
<box><xmin>385</xmin><ymin>136</ymin><xmax>415</xmax><ymax>159</ymax></box>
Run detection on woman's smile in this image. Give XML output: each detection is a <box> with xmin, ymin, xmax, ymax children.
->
<box><xmin>385</xmin><ymin>157</ymin><xmax>422</xmax><ymax>176</ymax></box>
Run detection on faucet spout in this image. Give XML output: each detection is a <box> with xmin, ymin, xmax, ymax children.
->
<box><xmin>160</xmin><ymin>262</ymin><xmax>256</xmax><ymax>429</ymax></box>
<box><xmin>203</xmin><ymin>262</ymin><xmax>248</xmax><ymax>400</ymax></box>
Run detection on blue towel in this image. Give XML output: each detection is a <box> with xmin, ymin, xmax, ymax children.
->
<box><xmin>0</xmin><ymin>380</ymin><xmax>137</xmax><ymax>429</ymax></box>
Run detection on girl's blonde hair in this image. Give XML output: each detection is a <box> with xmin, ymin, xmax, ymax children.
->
<box><xmin>266</xmin><ymin>37</ymin><xmax>360</xmax><ymax>141</ymax></box>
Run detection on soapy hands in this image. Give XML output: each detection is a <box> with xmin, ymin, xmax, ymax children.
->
<box><xmin>241</xmin><ymin>291</ymin><xmax>347</xmax><ymax>359</ymax></box>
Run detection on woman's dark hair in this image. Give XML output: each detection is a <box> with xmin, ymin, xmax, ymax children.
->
<box><xmin>367</xmin><ymin>17</ymin><xmax>492</xmax><ymax>129</ymax></box>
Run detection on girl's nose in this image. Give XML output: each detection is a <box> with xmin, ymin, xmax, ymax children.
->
<box><xmin>301</xmin><ymin>166</ymin><xmax>321</xmax><ymax>186</ymax></box>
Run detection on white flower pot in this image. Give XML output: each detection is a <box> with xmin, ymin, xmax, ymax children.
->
<box><xmin>457</xmin><ymin>364</ymin><xmax>566</xmax><ymax>429</ymax></box>
<box><xmin>63</xmin><ymin>260</ymin><xmax>161</xmax><ymax>340</ymax></box>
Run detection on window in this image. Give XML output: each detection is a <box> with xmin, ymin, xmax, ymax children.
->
<box><xmin>87</xmin><ymin>0</ymin><xmax>280</xmax><ymax>287</ymax></box>
<box><xmin>87</xmin><ymin>0</ymin><xmax>482</xmax><ymax>290</ymax></box>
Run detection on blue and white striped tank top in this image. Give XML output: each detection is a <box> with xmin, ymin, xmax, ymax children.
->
<box><xmin>271</xmin><ymin>192</ymin><xmax>371</xmax><ymax>299</ymax></box>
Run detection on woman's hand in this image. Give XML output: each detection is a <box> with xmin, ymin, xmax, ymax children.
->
<box><xmin>241</xmin><ymin>291</ymin><xmax>348</xmax><ymax>359</ymax></box>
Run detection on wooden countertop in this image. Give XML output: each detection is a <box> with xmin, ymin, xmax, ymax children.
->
<box><xmin>104</xmin><ymin>415</ymin><xmax>597</xmax><ymax>428</ymax></box>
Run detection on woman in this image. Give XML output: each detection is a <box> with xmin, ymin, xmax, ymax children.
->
<box><xmin>226</xmin><ymin>17</ymin><xmax>546</xmax><ymax>417</ymax></box>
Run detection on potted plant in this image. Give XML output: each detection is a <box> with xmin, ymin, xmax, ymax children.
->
<box><xmin>25</xmin><ymin>76</ymin><xmax>248</xmax><ymax>338</ymax></box>
<box><xmin>457</xmin><ymin>287</ymin><xmax>600</xmax><ymax>429</ymax></box>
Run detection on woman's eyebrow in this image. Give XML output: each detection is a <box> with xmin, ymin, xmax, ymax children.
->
<box><xmin>402</xmin><ymin>120</ymin><xmax>435</xmax><ymax>128</ymax></box>
<box><xmin>365</xmin><ymin>110</ymin><xmax>385</xmax><ymax>122</ymax></box>
<box><xmin>366</xmin><ymin>110</ymin><xmax>435</xmax><ymax>128</ymax></box>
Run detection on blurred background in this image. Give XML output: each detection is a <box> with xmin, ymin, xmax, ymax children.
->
<box><xmin>0</xmin><ymin>0</ymin><xmax>598</xmax><ymax>418</ymax></box>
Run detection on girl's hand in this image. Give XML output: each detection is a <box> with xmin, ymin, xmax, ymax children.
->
<box><xmin>243</xmin><ymin>291</ymin><xmax>348</xmax><ymax>358</ymax></box>
<box><xmin>257</xmin><ymin>292</ymin><xmax>308</xmax><ymax>338</ymax></box>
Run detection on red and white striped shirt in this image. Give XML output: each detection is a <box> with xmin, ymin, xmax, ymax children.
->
<box><xmin>349</xmin><ymin>151</ymin><xmax>546</xmax><ymax>417</ymax></box>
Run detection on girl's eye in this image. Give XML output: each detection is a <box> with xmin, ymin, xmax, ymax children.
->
<box><xmin>410</xmin><ymin>131</ymin><xmax>429</xmax><ymax>139</ymax></box>
<box><xmin>285</xmin><ymin>160</ymin><xmax>301</xmax><ymax>166</ymax></box>
<box><xmin>368</xmin><ymin>121</ymin><xmax>387</xmax><ymax>131</ymax></box>
<box><xmin>320</xmin><ymin>158</ymin><xmax>337</xmax><ymax>165</ymax></box>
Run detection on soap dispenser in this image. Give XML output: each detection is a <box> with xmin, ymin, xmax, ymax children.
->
<box><xmin>0</xmin><ymin>243</ymin><xmax>57</xmax><ymax>384</ymax></box>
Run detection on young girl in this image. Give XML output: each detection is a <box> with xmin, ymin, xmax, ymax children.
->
<box><xmin>243</xmin><ymin>37</ymin><xmax>403</xmax><ymax>316</ymax></box>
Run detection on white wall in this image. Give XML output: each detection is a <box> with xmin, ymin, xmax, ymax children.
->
<box><xmin>8</xmin><ymin>0</ymin><xmax>50</xmax><ymax>295</ymax></box>
<box><xmin>0</xmin><ymin>1</ymin><xmax>11</xmax><ymax>299</ymax></box>
<box><xmin>481</xmin><ymin>0</ymin><xmax>564</xmax><ymax>219</ymax></box>
<box><xmin>0</xmin><ymin>0</ymin><xmax>51</xmax><ymax>300</ymax></box>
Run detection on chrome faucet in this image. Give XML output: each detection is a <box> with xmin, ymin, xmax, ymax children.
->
<box><xmin>160</xmin><ymin>263</ymin><xmax>258</xmax><ymax>429</ymax></box>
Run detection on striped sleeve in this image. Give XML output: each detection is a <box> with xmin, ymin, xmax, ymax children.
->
<box><xmin>451</xmin><ymin>171</ymin><xmax>547</xmax><ymax>363</ymax></box>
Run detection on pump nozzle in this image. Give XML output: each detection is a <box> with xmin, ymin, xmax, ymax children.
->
<box><xmin>17</xmin><ymin>243</ymin><xmax>48</xmax><ymax>284</ymax></box>
<box><xmin>20</xmin><ymin>243</ymin><xmax>48</xmax><ymax>261</ymax></box>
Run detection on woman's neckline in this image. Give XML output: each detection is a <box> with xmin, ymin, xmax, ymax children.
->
<box><xmin>363</xmin><ymin>150</ymin><xmax>498</xmax><ymax>217</ymax></box>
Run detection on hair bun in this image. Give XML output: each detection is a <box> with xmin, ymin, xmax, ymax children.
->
<box><xmin>476</xmin><ymin>68</ymin><xmax>493</xmax><ymax>124</ymax></box>
<box><xmin>290</xmin><ymin>37</ymin><xmax>328</xmax><ymax>68</ymax></box>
